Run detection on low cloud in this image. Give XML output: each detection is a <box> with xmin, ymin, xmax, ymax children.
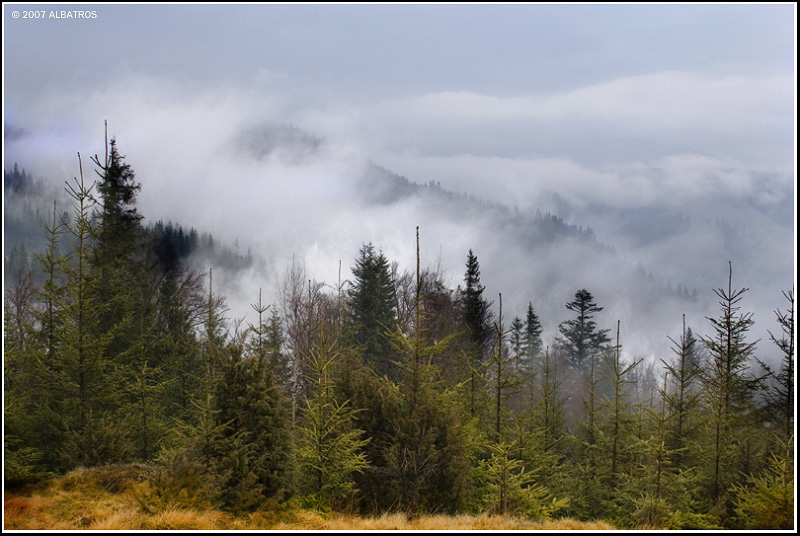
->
<box><xmin>370</xmin><ymin>71</ymin><xmax>791</xmax><ymax>130</ymax></box>
<box><xmin>3</xmin><ymin>71</ymin><xmax>793</xmax><ymax>363</ymax></box>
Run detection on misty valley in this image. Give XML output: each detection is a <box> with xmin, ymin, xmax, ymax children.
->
<box><xmin>3</xmin><ymin>134</ymin><xmax>794</xmax><ymax>531</ymax></box>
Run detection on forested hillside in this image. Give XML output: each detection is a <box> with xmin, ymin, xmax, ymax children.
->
<box><xmin>3</xmin><ymin>164</ymin><xmax>254</xmax><ymax>287</ymax></box>
<box><xmin>3</xmin><ymin>139</ymin><xmax>794</xmax><ymax>530</ymax></box>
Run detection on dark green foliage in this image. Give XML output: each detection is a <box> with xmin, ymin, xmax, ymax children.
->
<box><xmin>557</xmin><ymin>289</ymin><xmax>610</xmax><ymax>372</ymax></box>
<box><xmin>34</xmin><ymin>201</ymin><xmax>67</xmax><ymax>364</ymax></box>
<box><xmin>212</xmin><ymin>339</ymin><xmax>292</xmax><ymax>511</ymax></box>
<box><xmin>348</xmin><ymin>243</ymin><xmax>398</xmax><ymax>378</ymax></box>
<box><xmin>459</xmin><ymin>249</ymin><xmax>493</xmax><ymax>355</ymax></box>
<box><xmin>601</xmin><ymin>322</ymin><xmax>642</xmax><ymax>491</ymax></box>
<box><xmin>53</xmin><ymin>167</ymin><xmax>130</xmax><ymax>469</ymax></box>
<box><xmin>341</xmin><ymin>231</ymin><xmax>474</xmax><ymax>515</ymax></box>
<box><xmin>90</xmin><ymin>140</ymin><xmax>146</xmax><ymax>367</ymax></box>
<box><xmin>523</xmin><ymin>302</ymin><xmax>543</xmax><ymax>371</ymax></box>
<box><xmin>458</xmin><ymin>249</ymin><xmax>494</xmax><ymax>420</ymax></box>
<box><xmin>92</xmin><ymin>138</ymin><xmax>143</xmax><ymax>269</ymax></box>
<box><xmin>381</xmin><ymin>326</ymin><xmax>473</xmax><ymax>514</ymax></box>
<box><xmin>489</xmin><ymin>294</ymin><xmax>528</xmax><ymax>440</ymax></box>
<box><xmin>58</xmin><ymin>412</ymin><xmax>136</xmax><ymax>469</ymax></box>
<box><xmin>265</xmin><ymin>307</ymin><xmax>292</xmax><ymax>390</ymax></box>
<box><xmin>149</xmin><ymin>220</ymin><xmax>199</xmax><ymax>273</ymax></box>
<box><xmin>3</xmin><ymin>437</ymin><xmax>52</xmax><ymax>488</ymax></box>
<box><xmin>381</xmin><ymin>232</ymin><xmax>474</xmax><ymax>515</ymax></box>
<box><xmin>148</xmin><ymin>220</ymin><xmax>253</xmax><ymax>273</ymax></box>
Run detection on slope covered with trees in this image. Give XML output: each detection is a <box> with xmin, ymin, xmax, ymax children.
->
<box><xmin>3</xmin><ymin>137</ymin><xmax>795</xmax><ymax>530</ymax></box>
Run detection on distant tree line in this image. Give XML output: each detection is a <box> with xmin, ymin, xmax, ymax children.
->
<box><xmin>3</xmin><ymin>139</ymin><xmax>794</xmax><ymax>529</ymax></box>
<box><xmin>4</xmin><ymin>164</ymin><xmax>253</xmax><ymax>284</ymax></box>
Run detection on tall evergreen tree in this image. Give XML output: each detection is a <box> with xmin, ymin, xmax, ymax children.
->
<box><xmin>57</xmin><ymin>156</ymin><xmax>133</xmax><ymax>469</ymax></box>
<box><xmin>699</xmin><ymin>262</ymin><xmax>759</xmax><ymax>513</ymax></box>
<box><xmin>523</xmin><ymin>302</ymin><xmax>543</xmax><ymax>372</ymax></box>
<box><xmin>92</xmin><ymin>136</ymin><xmax>143</xmax><ymax>271</ymax></box>
<box><xmin>381</xmin><ymin>229</ymin><xmax>472</xmax><ymax>514</ymax></box>
<box><xmin>348</xmin><ymin>243</ymin><xmax>398</xmax><ymax>378</ymax></box>
<box><xmin>557</xmin><ymin>289</ymin><xmax>610</xmax><ymax>373</ymax></box>
<box><xmin>458</xmin><ymin>249</ymin><xmax>494</xmax><ymax>419</ymax></box>
<box><xmin>90</xmin><ymin>136</ymin><xmax>146</xmax><ymax>363</ymax></box>
<box><xmin>155</xmin><ymin>265</ymin><xmax>203</xmax><ymax>420</ymax></box>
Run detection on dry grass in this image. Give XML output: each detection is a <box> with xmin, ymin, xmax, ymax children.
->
<box><xmin>142</xmin><ymin>509</ymin><xmax>232</xmax><ymax>530</ymax></box>
<box><xmin>4</xmin><ymin>466</ymin><xmax>615</xmax><ymax>530</ymax></box>
<box><xmin>271</xmin><ymin>511</ymin><xmax>615</xmax><ymax>530</ymax></box>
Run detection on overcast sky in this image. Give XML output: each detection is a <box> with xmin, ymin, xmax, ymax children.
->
<box><xmin>3</xmin><ymin>3</ymin><xmax>796</xmax><ymax>359</ymax></box>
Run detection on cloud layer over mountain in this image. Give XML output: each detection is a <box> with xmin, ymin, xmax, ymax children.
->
<box><xmin>3</xmin><ymin>5</ymin><xmax>794</xmax><ymax>362</ymax></box>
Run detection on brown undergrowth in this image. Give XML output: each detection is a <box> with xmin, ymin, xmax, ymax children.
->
<box><xmin>3</xmin><ymin>465</ymin><xmax>615</xmax><ymax>530</ymax></box>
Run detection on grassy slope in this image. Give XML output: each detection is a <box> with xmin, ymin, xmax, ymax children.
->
<box><xmin>3</xmin><ymin>465</ymin><xmax>615</xmax><ymax>531</ymax></box>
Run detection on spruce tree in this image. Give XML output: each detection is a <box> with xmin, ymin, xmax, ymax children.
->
<box><xmin>266</xmin><ymin>306</ymin><xmax>292</xmax><ymax>390</ymax></box>
<box><xmin>4</xmin><ymin>263</ymin><xmax>54</xmax><ymax>484</ymax></box>
<box><xmin>90</xmin><ymin>135</ymin><xmax>146</xmax><ymax>366</ymax></box>
<box><xmin>480</xmin><ymin>441</ymin><xmax>567</xmax><ymax>518</ymax></box>
<box><xmin>348</xmin><ymin>243</ymin><xmax>398</xmax><ymax>378</ymax></box>
<box><xmin>523</xmin><ymin>302</ymin><xmax>543</xmax><ymax>371</ymax></box>
<box><xmin>458</xmin><ymin>249</ymin><xmax>493</xmax><ymax>419</ymax></box>
<box><xmin>557</xmin><ymin>289</ymin><xmax>610</xmax><ymax>373</ymax></box>
<box><xmin>507</xmin><ymin>315</ymin><xmax>525</xmax><ymax>414</ymax></box>
<box><xmin>57</xmin><ymin>157</ymin><xmax>132</xmax><ymax>468</ymax></box>
<box><xmin>732</xmin><ymin>435</ymin><xmax>794</xmax><ymax>530</ymax></box>
<box><xmin>92</xmin><ymin>136</ymin><xmax>143</xmax><ymax>272</ymax></box>
<box><xmin>296</xmin><ymin>335</ymin><xmax>369</xmax><ymax>509</ymax></box>
<box><xmin>213</xmin><ymin>338</ymin><xmax>292</xmax><ymax>511</ymax></box>
<box><xmin>699</xmin><ymin>262</ymin><xmax>759</xmax><ymax>514</ymax></box>
<box><xmin>381</xmin><ymin>230</ymin><xmax>471</xmax><ymax>514</ymax></box>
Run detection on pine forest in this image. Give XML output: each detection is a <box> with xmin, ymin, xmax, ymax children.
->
<box><xmin>2</xmin><ymin>136</ymin><xmax>794</xmax><ymax>531</ymax></box>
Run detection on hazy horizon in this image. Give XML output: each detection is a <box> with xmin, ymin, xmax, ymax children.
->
<box><xmin>3</xmin><ymin>3</ymin><xmax>796</xmax><ymax>363</ymax></box>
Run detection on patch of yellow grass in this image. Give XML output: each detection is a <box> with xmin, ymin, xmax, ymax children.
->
<box><xmin>143</xmin><ymin>509</ymin><xmax>232</xmax><ymax>530</ymax></box>
<box><xmin>88</xmin><ymin>509</ymin><xmax>144</xmax><ymax>530</ymax></box>
<box><xmin>272</xmin><ymin>511</ymin><xmax>615</xmax><ymax>530</ymax></box>
<box><xmin>3</xmin><ymin>496</ymin><xmax>53</xmax><ymax>530</ymax></box>
<box><xmin>531</xmin><ymin>518</ymin><xmax>616</xmax><ymax>530</ymax></box>
<box><xmin>4</xmin><ymin>467</ymin><xmax>615</xmax><ymax>531</ymax></box>
<box><xmin>3</xmin><ymin>465</ymin><xmax>151</xmax><ymax>531</ymax></box>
